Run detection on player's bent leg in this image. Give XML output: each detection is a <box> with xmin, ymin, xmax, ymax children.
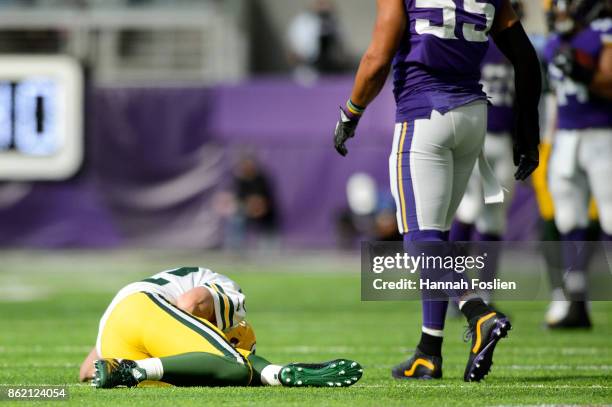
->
<box><xmin>155</xmin><ymin>352</ymin><xmax>252</xmax><ymax>387</ymax></box>
<box><xmin>141</xmin><ymin>292</ymin><xmax>248</xmax><ymax>363</ymax></box>
<box><xmin>96</xmin><ymin>292</ymin><xmax>255</xmax><ymax>387</ymax></box>
<box><xmin>93</xmin><ymin>352</ymin><xmax>252</xmax><ymax>388</ymax></box>
<box><xmin>97</xmin><ymin>293</ymin><xmax>156</xmax><ymax>361</ymax></box>
<box><xmin>94</xmin><ymin>353</ymin><xmax>363</xmax><ymax>389</ymax></box>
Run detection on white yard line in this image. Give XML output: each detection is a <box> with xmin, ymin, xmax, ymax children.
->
<box><xmin>355</xmin><ymin>384</ymin><xmax>612</xmax><ymax>389</ymax></box>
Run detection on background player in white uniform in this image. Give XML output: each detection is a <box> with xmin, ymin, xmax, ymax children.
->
<box><xmin>543</xmin><ymin>0</ymin><xmax>612</xmax><ymax>327</ymax></box>
<box><xmin>79</xmin><ymin>266</ymin><xmax>363</xmax><ymax>388</ymax></box>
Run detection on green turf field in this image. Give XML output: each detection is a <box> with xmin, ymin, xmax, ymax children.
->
<box><xmin>0</xmin><ymin>251</ymin><xmax>610</xmax><ymax>406</ymax></box>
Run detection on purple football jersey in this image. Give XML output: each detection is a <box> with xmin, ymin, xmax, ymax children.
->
<box><xmin>480</xmin><ymin>40</ymin><xmax>514</xmax><ymax>134</ymax></box>
<box><xmin>393</xmin><ymin>0</ymin><xmax>502</xmax><ymax>123</ymax></box>
<box><xmin>544</xmin><ymin>18</ymin><xmax>612</xmax><ymax>130</ymax></box>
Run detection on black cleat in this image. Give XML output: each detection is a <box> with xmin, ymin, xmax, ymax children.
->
<box><xmin>279</xmin><ymin>359</ymin><xmax>362</xmax><ymax>387</ymax></box>
<box><xmin>463</xmin><ymin>312</ymin><xmax>511</xmax><ymax>382</ymax></box>
<box><xmin>92</xmin><ymin>358</ymin><xmax>144</xmax><ymax>389</ymax></box>
<box><xmin>547</xmin><ymin>301</ymin><xmax>592</xmax><ymax>329</ymax></box>
<box><xmin>391</xmin><ymin>349</ymin><xmax>442</xmax><ymax>380</ymax></box>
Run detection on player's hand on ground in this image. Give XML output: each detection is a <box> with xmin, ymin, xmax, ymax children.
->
<box><xmin>334</xmin><ymin>107</ymin><xmax>359</xmax><ymax>157</ymax></box>
<box><xmin>513</xmin><ymin>146</ymin><xmax>539</xmax><ymax>181</ymax></box>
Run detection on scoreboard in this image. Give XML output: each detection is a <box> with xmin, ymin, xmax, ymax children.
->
<box><xmin>0</xmin><ymin>56</ymin><xmax>83</xmax><ymax>180</ymax></box>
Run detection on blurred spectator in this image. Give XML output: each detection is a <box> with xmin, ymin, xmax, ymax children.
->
<box><xmin>217</xmin><ymin>155</ymin><xmax>279</xmax><ymax>250</ymax></box>
<box><xmin>286</xmin><ymin>0</ymin><xmax>351</xmax><ymax>82</ymax></box>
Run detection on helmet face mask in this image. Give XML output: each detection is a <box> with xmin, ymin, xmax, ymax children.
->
<box><xmin>549</xmin><ymin>0</ymin><xmax>607</xmax><ymax>36</ymax></box>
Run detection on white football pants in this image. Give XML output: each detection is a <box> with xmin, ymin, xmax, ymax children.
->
<box><xmin>549</xmin><ymin>128</ymin><xmax>612</xmax><ymax>235</ymax></box>
<box><xmin>389</xmin><ymin>101</ymin><xmax>489</xmax><ymax>234</ymax></box>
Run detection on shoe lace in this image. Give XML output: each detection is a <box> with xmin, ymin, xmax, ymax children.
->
<box><xmin>463</xmin><ymin>325</ymin><xmax>474</xmax><ymax>343</ymax></box>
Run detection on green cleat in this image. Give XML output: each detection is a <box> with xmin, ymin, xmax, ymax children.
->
<box><xmin>279</xmin><ymin>359</ymin><xmax>363</xmax><ymax>387</ymax></box>
<box><xmin>92</xmin><ymin>358</ymin><xmax>144</xmax><ymax>389</ymax></box>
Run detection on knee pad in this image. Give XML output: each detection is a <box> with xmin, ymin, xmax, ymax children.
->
<box><xmin>555</xmin><ymin>209</ymin><xmax>588</xmax><ymax>235</ymax></box>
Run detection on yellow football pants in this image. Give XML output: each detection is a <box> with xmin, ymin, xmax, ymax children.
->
<box><xmin>98</xmin><ymin>292</ymin><xmax>251</xmax><ymax>363</ymax></box>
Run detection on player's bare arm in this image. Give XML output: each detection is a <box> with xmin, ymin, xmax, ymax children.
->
<box><xmin>333</xmin><ymin>0</ymin><xmax>405</xmax><ymax>157</ymax></box>
<box><xmin>591</xmin><ymin>43</ymin><xmax>612</xmax><ymax>99</ymax></box>
<box><xmin>79</xmin><ymin>346</ymin><xmax>99</xmax><ymax>382</ymax></box>
<box><xmin>176</xmin><ymin>286</ymin><xmax>217</xmax><ymax>322</ymax></box>
<box><xmin>350</xmin><ymin>0</ymin><xmax>405</xmax><ymax>107</ymax></box>
<box><xmin>491</xmin><ymin>0</ymin><xmax>542</xmax><ymax>181</ymax></box>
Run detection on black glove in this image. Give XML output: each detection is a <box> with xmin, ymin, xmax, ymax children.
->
<box><xmin>513</xmin><ymin>145</ymin><xmax>539</xmax><ymax>181</ymax></box>
<box><xmin>334</xmin><ymin>107</ymin><xmax>360</xmax><ymax>157</ymax></box>
<box><xmin>513</xmin><ymin>109</ymin><xmax>540</xmax><ymax>181</ymax></box>
<box><xmin>552</xmin><ymin>46</ymin><xmax>595</xmax><ymax>85</ymax></box>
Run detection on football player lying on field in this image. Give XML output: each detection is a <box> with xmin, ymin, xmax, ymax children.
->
<box><xmin>79</xmin><ymin>266</ymin><xmax>362</xmax><ymax>388</ymax></box>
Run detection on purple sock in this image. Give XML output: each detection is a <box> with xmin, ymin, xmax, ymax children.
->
<box><xmin>422</xmin><ymin>300</ymin><xmax>449</xmax><ymax>330</ymax></box>
<box><xmin>562</xmin><ymin>229</ymin><xmax>589</xmax><ymax>301</ymax></box>
<box><xmin>603</xmin><ymin>233</ymin><xmax>612</xmax><ymax>242</ymax></box>
<box><xmin>562</xmin><ymin>229</ymin><xmax>589</xmax><ymax>271</ymax></box>
<box><xmin>405</xmin><ymin>230</ymin><xmax>448</xmax><ymax>242</ymax></box>
<box><xmin>404</xmin><ymin>231</ymin><xmax>449</xmax><ymax>331</ymax></box>
<box><xmin>473</xmin><ymin>231</ymin><xmax>501</xmax><ymax>242</ymax></box>
<box><xmin>449</xmin><ymin>220</ymin><xmax>474</xmax><ymax>242</ymax></box>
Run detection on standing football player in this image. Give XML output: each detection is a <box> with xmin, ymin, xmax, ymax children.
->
<box><xmin>334</xmin><ymin>0</ymin><xmax>541</xmax><ymax>381</ymax></box>
<box><xmin>544</xmin><ymin>0</ymin><xmax>612</xmax><ymax>327</ymax></box>
<box><xmin>450</xmin><ymin>1</ymin><xmax>524</xmax><ymax>303</ymax></box>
